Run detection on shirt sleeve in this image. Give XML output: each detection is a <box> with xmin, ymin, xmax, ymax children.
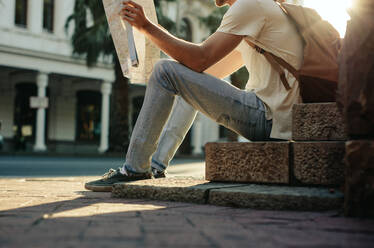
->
<box><xmin>217</xmin><ymin>0</ymin><xmax>265</xmax><ymax>39</ymax></box>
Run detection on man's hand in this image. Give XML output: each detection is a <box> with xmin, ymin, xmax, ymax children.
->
<box><xmin>119</xmin><ymin>0</ymin><xmax>243</xmax><ymax>74</ymax></box>
<box><xmin>119</xmin><ymin>1</ymin><xmax>150</xmax><ymax>32</ymax></box>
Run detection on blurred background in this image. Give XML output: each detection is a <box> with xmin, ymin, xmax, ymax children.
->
<box><xmin>0</xmin><ymin>0</ymin><xmax>349</xmax><ymax>158</ymax></box>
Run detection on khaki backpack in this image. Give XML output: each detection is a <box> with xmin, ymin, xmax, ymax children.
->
<box><xmin>247</xmin><ymin>1</ymin><xmax>341</xmax><ymax>103</ymax></box>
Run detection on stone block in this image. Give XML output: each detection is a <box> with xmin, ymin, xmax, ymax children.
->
<box><xmin>111</xmin><ymin>177</ymin><xmax>245</xmax><ymax>204</ymax></box>
<box><xmin>292</xmin><ymin>103</ymin><xmax>347</xmax><ymax>141</ymax></box>
<box><xmin>293</xmin><ymin>142</ymin><xmax>345</xmax><ymax>186</ymax></box>
<box><xmin>208</xmin><ymin>184</ymin><xmax>343</xmax><ymax>211</ymax></box>
<box><xmin>205</xmin><ymin>142</ymin><xmax>290</xmax><ymax>184</ymax></box>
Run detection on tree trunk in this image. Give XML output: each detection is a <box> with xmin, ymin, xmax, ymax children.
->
<box><xmin>344</xmin><ymin>140</ymin><xmax>374</xmax><ymax>217</ymax></box>
<box><xmin>109</xmin><ymin>59</ymin><xmax>130</xmax><ymax>153</ymax></box>
<box><xmin>337</xmin><ymin>0</ymin><xmax>374</xmax><ymax>218</ymax></box>
<box><xmin>337</xmin><ymin>0</ymin><xmax>374</xmax><ymax>138</ymax></box>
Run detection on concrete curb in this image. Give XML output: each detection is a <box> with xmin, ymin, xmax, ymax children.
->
<box><xmin>112</xmin><ymin>177</ymin><xmax>343</xmax><ymax>211</ymax></box>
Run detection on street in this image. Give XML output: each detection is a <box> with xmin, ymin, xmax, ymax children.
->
<box><xmin>0</xmin><ymin>156</ymin><xmax>205</xmax><ymax>178</ymax></box>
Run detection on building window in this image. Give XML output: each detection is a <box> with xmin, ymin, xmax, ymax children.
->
<box><xmin>15</xmin><ymin>0</ymin><xmax>28</xmax><ymax>27</ymax></box>
<box><xmin>13</xmin><ymin>83</ymin><xmax>50</xmax><ymax>151</ymax></box>
<box><xmin>13</xmin><ymin>83</ymin><xmax>36</xmax><ymax>150</ymax></box>
<box><xmin>43</xmin><ymin>0</ymin><xmax>54</xmax><ymax>32</ymax></box>
<box><xmin>76</xmin><ymin>91</ymin><xmax>101</xmax><ymax>142</ymax></box>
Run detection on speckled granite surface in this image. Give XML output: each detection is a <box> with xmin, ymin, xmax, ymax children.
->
<box><xmin>292</xmin><ymin>103</ymin><xmax>347</xmax><ymax>141</ymax></box>
<box><xmin>205</xmin><ymin>142</ymin><xmax>290</xmax><ymax>184</ymax></box>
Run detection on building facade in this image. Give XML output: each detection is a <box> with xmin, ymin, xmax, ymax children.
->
<box><xmin>0</xmin><ymin>0</ymin><xmax>115</xmax><ymax>153</ymax></box>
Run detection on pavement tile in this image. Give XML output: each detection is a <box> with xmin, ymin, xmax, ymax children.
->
<box><xmin>288</xmin><ymin>217</ymin><xmax>374</xmax><ymax>235</ymax></box>
<box><xmin>260</xmin><ymin>226</ymin><xmax>374</xmax><ymax>247</ymax></box>
<box><xmin>186</xmin><ymin>215</ymin><xmax>243</xmax><ymax>230</ymax></box>
<box><xmin>75</xmin><ymin>240</ymin><xmax>144</xmax><ymax>248</ymax></box>
<box><xmin>203</xmin><ymin>226</ymin><xmax>291</xmax><ymax>248</ymax></box>
<box><xmin>84</xmin><ymin>223</ymin><xmax>142</xmax><ymax>239</ymax></box>
<box><xmin>144</xmin><ymin>232</ymin><xmax>212</xmax><ymax>247</ymax></box>
<box><xmin>26</xmin><ymin>220</ymin><xmax>90</xmax><ymax>238</ymax></box>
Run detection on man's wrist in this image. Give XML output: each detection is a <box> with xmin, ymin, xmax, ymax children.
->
<box><xmin>140</xmin><ymin>19</ymin><xmax>152</xmax><ymax>34</ymax></box>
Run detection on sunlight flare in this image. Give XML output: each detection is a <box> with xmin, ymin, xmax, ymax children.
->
<box><xmin>303</xmin><ymin>0</ymin><xmax>353</xmax><ymax>37</ymax></box>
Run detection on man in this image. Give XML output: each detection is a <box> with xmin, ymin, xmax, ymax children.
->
<box><xmin>85</xmin><ymin>0</ymin><xmax>303</xmax><ymax>191</ymax></box>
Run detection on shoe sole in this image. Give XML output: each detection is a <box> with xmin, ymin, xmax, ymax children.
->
<box><xmin>154</xmin><ymin>175</ymin><xmax>166</xmax><ymax>179</ymax></box>
<box><xmin>84</xmin><ymin>183</ymin><xmax>113</xmax><ymax>192</ymax></box>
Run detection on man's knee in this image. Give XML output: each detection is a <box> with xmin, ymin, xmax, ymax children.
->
<box><xmin>152</xmin><ymin>59</ymin><xmax>177</xmax><ymax>78</ymax></box>
<box><xmin>149</xmin><ymin>59</ymin><xmax>180</xmax><ymax>92</ymax></box>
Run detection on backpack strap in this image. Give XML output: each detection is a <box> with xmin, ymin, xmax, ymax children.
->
<box><xmin>244</xmin><ymin>0</ymin><xmax>300</xmax><ymax>91</ymax></box>
<box><xmin>245</xmin><ymin>40</ymin><xmax>298</xmax><ymax>91</ymax></box>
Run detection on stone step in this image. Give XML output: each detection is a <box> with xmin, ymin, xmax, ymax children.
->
<box><xmin>112</xmin><ymin>178</ymin><xmax>343</xmax><ymax>211</ymax></box>
<box><xmin>112</xmin><ymin>178</ymin><xmax>244</xmax><ymax>204</ymax></box>
<box><xmin>292</xmin><ymin>142</ymin><xmax>345</xmax><ymax>186</ymax></box>
<box><xmin>205</xmin><ymin>141</ymin><xmax>345</xmax><ymax>186</ymax></box>
<box><xmin>292</xmin><ymin>103</ymin><xmax>347</xmax><ymax>141</ymax></box>
<box><xmin>205</xmin><ymin>142</ymin><xmax>290</xmax><ymax>184</ymax></box>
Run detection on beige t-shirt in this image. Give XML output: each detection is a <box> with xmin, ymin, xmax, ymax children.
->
<box><xmin>217</xmin><ymin>0</ymin><xmax>304</xmax><ymax>140</ymax></box>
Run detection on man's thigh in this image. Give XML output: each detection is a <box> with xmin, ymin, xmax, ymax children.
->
<box><xmin>152</xmin><ymin>60</ymin><xmax>271</xmax><ymax>140</ymax></box>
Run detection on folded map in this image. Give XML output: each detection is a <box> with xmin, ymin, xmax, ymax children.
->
<box><xmin>103</xmin><ymin>0</ymin><xmax>160</xmax><ymax>84</ymax></box>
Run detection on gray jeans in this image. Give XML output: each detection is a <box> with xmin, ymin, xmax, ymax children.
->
<box><xmin>124</xmin><ymin>59</ymin><xmax>272</xmax><ymax>173</ymax></box>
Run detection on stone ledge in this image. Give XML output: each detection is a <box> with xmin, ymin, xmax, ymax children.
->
<box><xmin>111</xmin><ymin>178</ymin><xmax>343</xmax><ymax>211</ymax></box>
<box><xmin>208</xmin><ymin>184</ymin><xmax>343</xmax><ymax>211</ymax></box>
<box><xmin>205</xmin><ymin>142</ymin><xmax>290</xmax><ymax>184</ymax></box>
<box><xmin>292</xmin><ymin>103</ymin><xmax>347</xmax><ymax>141</ymax></box>
<box><xmin>292</xmin><ymin>142</ymin><xmax>345</xmax><ymax>186</ymax></box>
<box><xmin>112</xmin><ymin>177</ymin><xmax>245</xmax><ymax>204</ymax></box>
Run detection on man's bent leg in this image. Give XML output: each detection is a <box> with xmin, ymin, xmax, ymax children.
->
<box><xmin>124</xmin><ymin>59</ymin><xmax>271</xmax><ymax>174</ymax></box>
<box><xmin>151</xmin><ymin>96</ymin><xmax>197</xmax><ymax>172</ymax></box>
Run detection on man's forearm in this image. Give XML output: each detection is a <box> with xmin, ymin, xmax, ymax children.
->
<box><xmin>141</xmin><ymin>21</ymin><xmax>207</xmax><ymax>72</ymax></box>
<box><xmin>120</xmin><ymin>1</ymin><xmax>242</xmax><ymax>73</ymax></box>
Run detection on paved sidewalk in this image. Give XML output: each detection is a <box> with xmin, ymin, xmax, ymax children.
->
<box><xmin>0</xmin><ymin>156</ymin><xmax>205</xmax><ymax>178</ymax></box>
<box><xmin>1</xmin><ymin>177</ymin><xmax>374</xmax><ymax>248</ymax></box>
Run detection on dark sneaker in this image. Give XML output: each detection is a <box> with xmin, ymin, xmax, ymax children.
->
<box><xmin>152</xmin><ymin>168</ymin><xmax>167</xmax><ymax>178</ymax></box>
<box><xmin>85</xmin><ymin>168</ymin><xmax>153</xmax><ymax>192</ymax></box>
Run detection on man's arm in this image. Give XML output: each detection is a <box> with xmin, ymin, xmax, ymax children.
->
<box><xmin>120</xmin><ymin>1</ymin><xmax>243</xmax><ymax>73</ymax></box>
<box><xmin>204</xmin><ymin>50</ymin><xmax>244</xmax><ymax>79</ymax></box>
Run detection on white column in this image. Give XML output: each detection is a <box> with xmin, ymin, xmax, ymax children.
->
<box><xmin>98</xmin><ymin>81</ymin><xmax>112</xmax><ymax>153</ymax></box>
<box><xmin>53</xmin><ymin>0</ymin><xmax>68</xmax><ymax>37</ymax></box>
<box><xmin>28</xmin><ymin>0</ymin><xmax>43</xmax><ymax>33</ymax></box>
<box><xmin>192</xmin><ymin>115</ymin><xmax>203</xmax><ymax>155</ymax></box>
<box><xmin>34</xmin><ymin>72</ymin><xmax>49</xmax><ymax>151</ymax></box>
<box><xmin>0</xmin><ymin>0</ymin><xmax>15</xmax><ymax>28</ymax></box>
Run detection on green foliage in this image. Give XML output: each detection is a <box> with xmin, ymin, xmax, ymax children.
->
<box><xmin>199</xmin><ymin>6</ymin><xmax>229</xmax><ymax>35</ymax></box>
<box><xmin>155</xmin><ymin>0</ymin><xmax>177</xmax><ymax>35</ymax></box>
<box><xmin>65</xmin><ymin>0</ymin><xmax>113</xmax><ymax>67</ymax></box>
<box><xmin>199</xmin><ymin>5</ymin><xmax>249</xmax><ymax>89</ymax></box>
<box><xmin>230</xmin><ymin>67</ymin><xmax>249</xmax><ymax>90</ymax></box>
